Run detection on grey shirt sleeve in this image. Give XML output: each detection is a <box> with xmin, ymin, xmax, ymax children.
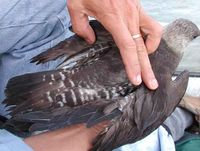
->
<box><xmin>0</xmin><ymin>130</ymin><xmax>33</xmax><ymax>151</ymax></box>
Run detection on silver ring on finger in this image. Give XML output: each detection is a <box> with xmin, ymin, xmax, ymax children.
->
<box><xmin>132</xmin><ymin>34</ymin><xmax>142</xmax><ymax>39</ymax></box>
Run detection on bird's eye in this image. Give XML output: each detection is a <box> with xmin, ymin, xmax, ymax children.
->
<box><xmin>193</xmin><ymin>36</ymin><xmax>197</xmax><ymax>39</ymax></box>
<box><xmin>193</xmin><ymin>34</ymin><xmax>199</xmax><ymax>39</ymax></box>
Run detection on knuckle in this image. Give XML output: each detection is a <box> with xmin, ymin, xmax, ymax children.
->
<box><xmin>108</xmin><ymin>0</ymin><xmax>120</xmax><ymax>11</ymax></box>
<box><xmin>98</xmin><ymin>1</ymin><xmax>122</xmax><ymax>20</ymax></box>
<box><xmin>137</xmin><ymin>51</ymin><xmax>147</xmax><ymax>60</ymax></box>
<box><xmin>124</xmin><ymin>63</ymin><xmax>140</xmax><ymax>75</ymax></box>
<box><xmin>122</xmin><ymin>55</ymin><xmax>140</xmax><ymax>69</ymax></box>
<box><xmin>137</xmin><ymin>46</ymin><xmax>146</xmax><ymax>54</ymax></box>
<box><xmin>137</xmin><ymin>44</ymin><xmax>146</xmax><ymax>51</ymax></box>
<box><xmin>121</xmin><ymin>40</ymin><xmax>137</xmax><ymax>51</ymax></box>
<box><xmin>132</xmin><ymin>63</ymin><xmax>141</xmax><ymax>69</ymax></box>
<box><xmin>98</xmin><ymin>9</ymin><xmax>119</xmax><ymax>22</ymax></box>
<box><xmin>130</xmin><ymin>61</ymin><xmax>140</xmax><ymax>68</ymax></box>
<box><xmin>135</xmin><ymin>39</ymin><xmax>147</xmax><ymax>53</ymax></box>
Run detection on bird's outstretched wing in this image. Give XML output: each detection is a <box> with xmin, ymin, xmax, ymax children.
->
<box><xmin>3</xmin><ymin>49</ymin><xmax>130</xmax><ymax>137</ymax></box>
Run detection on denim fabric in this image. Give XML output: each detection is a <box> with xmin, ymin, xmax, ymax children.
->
<box><xmin>0</xmin><ymin>1</ymin><xmax>175</xmax><ymax>151</ymax></box>
<box><xmin>0</xmin><ymin>0</ymin><xmax>73</xmax><ymax>116</ymax></box>
<box><xmin>114</xmin><ymin>126</ymin><xmax>175</xmax><ymax>151</ymax></box>
<box><xmin>0</xmin><ymin>130</ymin><xmax>33</xmax><ymax>151</ymax></box>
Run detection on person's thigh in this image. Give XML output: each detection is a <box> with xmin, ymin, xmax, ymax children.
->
<box><xmin>0</xmin><ymin>0</ymin><xmax>73</xmax><ymax>115</ymax></box>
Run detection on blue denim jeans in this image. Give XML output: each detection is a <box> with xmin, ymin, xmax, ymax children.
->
<box><xmin>0</xmin><ymin>1</ymin><xmax>176</xmax><ymax>151</ymax></box>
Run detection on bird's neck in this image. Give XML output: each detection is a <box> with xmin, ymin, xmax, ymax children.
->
<box><xmin>149</xmin><ymin>39</ymin><xmax>181</xmax><ymax>79</ymax></box>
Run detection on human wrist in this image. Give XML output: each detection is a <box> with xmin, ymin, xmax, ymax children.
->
<box><xmin>24</xmin><ymin>124</ymin><xmax>95</xmax><ymax>151</ymax></box>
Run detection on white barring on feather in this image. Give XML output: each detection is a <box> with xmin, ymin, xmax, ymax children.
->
<box><xmin>132</xmin><ymin>34</ymin><xmax>142</xmax><ymax>39</ymax></box>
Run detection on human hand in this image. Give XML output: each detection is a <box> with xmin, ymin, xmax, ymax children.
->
<box><xmin>67</xmin><ymin>0</ymin><xmax>163</xmax><ymax>90</ymax></box>
<box><xmin>24</xmin><ymin>123</ymin><xmax>107</xmax><ymax>151</ymax></box>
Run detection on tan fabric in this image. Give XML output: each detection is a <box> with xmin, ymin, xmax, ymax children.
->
<box><xmin>179</xmin><ymin>95</ymin><xmax>200</xmax><ymax>123</ymax></box>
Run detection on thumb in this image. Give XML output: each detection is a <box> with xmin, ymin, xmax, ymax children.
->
<box><xmin>68</xmin><ymin>9</ymin><xmax>96</xmax><ymax>44</ymax></box>
<box><xmin>139</xmin><ymin>9</ymin><xmax>163</xmax><ymax>54</ymax></box>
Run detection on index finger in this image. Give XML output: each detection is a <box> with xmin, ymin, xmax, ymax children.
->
<box><xmin>134</xmin><ymin>37</ymin><xmax>158</xmax><ymax>89</ymax></box>
<box><xmin>101</xmin><ymin>19</ymin><xmax>142</xmax><ymax>86</ymax></box>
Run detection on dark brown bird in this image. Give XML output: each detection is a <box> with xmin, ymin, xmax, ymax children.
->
<box><xmin>2</xmin><ymin>19</ymin><xmax>200</xmax><ymax>151</ymax></box>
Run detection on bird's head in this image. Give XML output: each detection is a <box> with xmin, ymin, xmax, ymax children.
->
<box><xmin>163</xmin><ymin>18</ymin><xmax>200</xmax><ymax>57</ymax></box>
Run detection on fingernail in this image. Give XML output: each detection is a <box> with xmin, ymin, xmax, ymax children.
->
<box><xmin>134</xmin><ymin>74</ymin><xmax>142</xmax><ymax>85</ymax></box>
<box><xmin>150</xmin><ymin>79</ymin><xmax>158</xmax><ymax>89</ymax></box>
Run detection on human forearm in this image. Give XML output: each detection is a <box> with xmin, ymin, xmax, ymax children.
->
<box><xmin>24</xmin><ymin>123</ymin><xmax>106</xmax><ymax>151</ymax></box>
